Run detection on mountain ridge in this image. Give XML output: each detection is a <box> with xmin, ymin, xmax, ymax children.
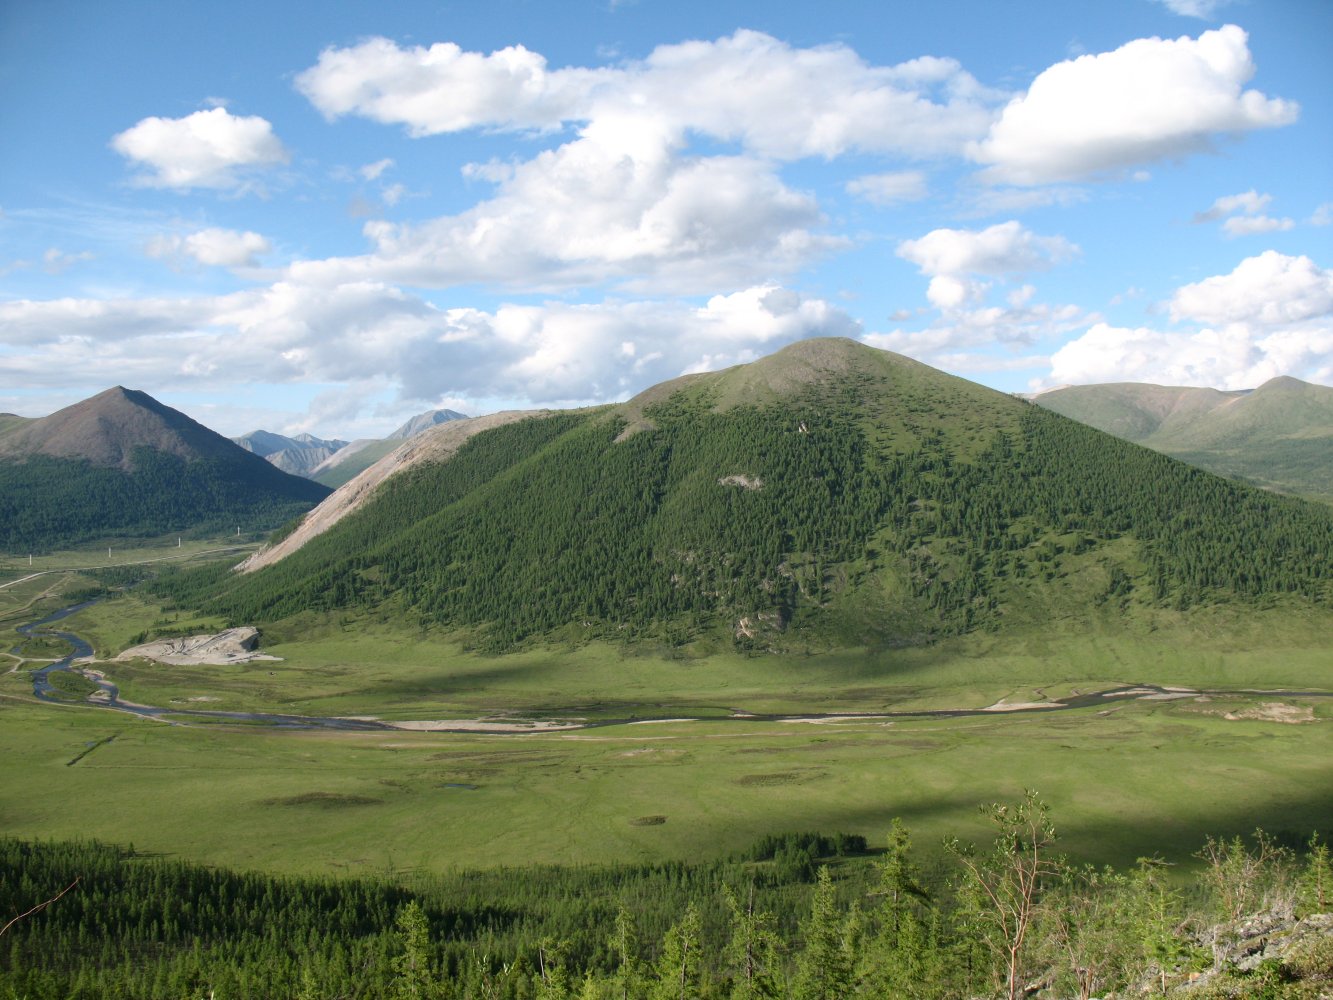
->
<box><xmin>0</xmin><ymin>386</ymin><xmax>241</xmax><ymax>471</ymax></box>
<box><xmin>1034</xmin><ymin>375</ymin><xmax>1333</xmax><ymax>501</ymax></box>
<box><xmin>233</xmin><ymin>429</ymin><xmax>351</xmax><ymax>478</ymax></box>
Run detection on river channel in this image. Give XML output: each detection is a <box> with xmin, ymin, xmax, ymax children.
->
<box><xmin>13</xmin><ymin>602</ymin><xmax>1333</xmax><ymax>734</ymax></box>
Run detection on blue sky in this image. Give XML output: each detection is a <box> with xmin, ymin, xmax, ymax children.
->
<box><xmin>2</xmin><ymin>0</ymin><xmax>1330</xmax><ymax>438</ymax></box>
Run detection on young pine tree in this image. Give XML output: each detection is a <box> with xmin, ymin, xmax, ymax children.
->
<box><xmin>1298</xmin><ymin>832</ymin><xmax>1332</xmax><ymax>915</ymax></box>
<box><xmin>390</xmin><ymin>900</ymin><xmax>434</xmax><ymax>1000</ymax></box>
<box><xmin>721</xmin><ymin>883</ymin><xmax>782</xmax><ymax>1000</ymax></box>
<box><xmin>791</xmin><ymin>866</ymin><xmax>854</xmax><ymax>1000</ymax></box>
<box><xmin>651</xmin><ymin>903</ymin><xmax>704</xmax><ymax>1000</ymax></box>
<box><xmin>861</xmin><ymin>819</ymin><xmax>942</xmax><ymax>998</ymax></box>
<box><xmin>609</xmin><ymin>901</ymin><xmax>644</xmax><ymax>1000</ymax></box>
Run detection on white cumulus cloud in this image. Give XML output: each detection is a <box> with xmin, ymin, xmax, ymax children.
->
<box><xmin>0</xmin><ymin>280</ymin><xmax>859</xmax><ymax>410</ymax></box>
<box><xmin>296</xmin><ymin>38</ymin><xmax>597</xmax><ymax>135</ymax></box>
<box><xmin>290</xmin><ymin>127</ymin><xmax>836</xmax><ymax>294</ymax></box>
<box><xmin>969</xmin><ymin>25</ymin><xmax>1297</xmax><ymax>185</ymax></box>
<box><xmin>111</xmin><ymin>108</ymin><xmax>289</xmax><ymax>190</ymax></box>
<box><xmin>1222</xmin><ymin>215</ymin><xmax>1295</xmax><ymax>237</ymax></box>
<box><xmin>870</xmin><ymin>222</ymin><xmax>1088</xmax><ymax>364</ymax></box>
<box><xmin>1195</xmin><ymin>190</ymin><xmax>1295</xmax><ymax>237</ymax></box>
<box><xmin>1170</xmin><ymin>251</ymin><xmax>1333</xmax><ymax>327</ymax></box>
<box><xmin>897</xmin><ymin>221</ymin><xmax>1078</xmax><ymax>282</ymax></box>
<box><xmin>147</xmin><ymin>228</ymin><xmax>272</xmax><ymax>268</ymax></box>
<box><xmin>295</xmin><ymin>30</ymin><xmax>1001</xmax><ymax>160</ymax></box>
<box><xmin>1047</xmin><ymin>252</ymin><xmax>1333</xmax><ymax>388</ymax></box>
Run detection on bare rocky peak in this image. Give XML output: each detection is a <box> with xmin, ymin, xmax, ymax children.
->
<box><xmin>386</xmin><ymin>408</ymin><xmax>469</xmax><ymax>440</ymax></box>
<box><xmin>0</xmin><ymin>386</ymin><xmax>233</xmax><ymax>470</ymax></box>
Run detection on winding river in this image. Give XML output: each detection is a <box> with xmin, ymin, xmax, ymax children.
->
<box><xmin>15</xmin><ymin>602</ymin><xmax>391</xmax><ymax>731</ymax></box>
<box><xmin>12</xmin><ymin>602</ymin><xmax>1332</xmax><ymax>734</ymax></box>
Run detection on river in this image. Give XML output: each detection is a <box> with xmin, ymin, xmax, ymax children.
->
<box><xmin>13</xmin><ymin>602</ymin><xmax>1332</xmax><ymax>734</ymax></box>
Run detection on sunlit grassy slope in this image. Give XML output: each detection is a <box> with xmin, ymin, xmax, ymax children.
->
<box><xmin>1036</xmin><ymin>375</ymin><xmax>1333</xmax><ymax>502</ymax></box>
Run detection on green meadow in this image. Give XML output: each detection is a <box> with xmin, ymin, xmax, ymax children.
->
<box><xmin>1</xmin><ymin>681</ymin><xmax>1329</xmax><ymax>878</ymax></box>
<box><xmin>1</xmin><ymin>560</ymin><xmax>1330</xmax><ymax>880</ymax></box>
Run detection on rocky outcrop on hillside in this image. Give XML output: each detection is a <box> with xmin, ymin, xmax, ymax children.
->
<box><xmin>116</xmin><ymin>627</ymin><xmax>280</xmax><ymax>665</ymax></box>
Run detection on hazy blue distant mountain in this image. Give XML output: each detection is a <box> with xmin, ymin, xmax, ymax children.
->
<box><xmin>233</xmin><ymin>430</ymin><xmax>349</xmax><ymax>478</ymax></box>
<box><xmin>310</xmin><ymin>408</ymin><xmax>469</xmax><ymax>488</ymax></box>
<box><xmin>0</xmin><ymin>387</ymin><xmax>330</xmax><ymax>551</ymax></box>
<box><xmin>387</xmin><ymin>408</ymin><xmax>469</xmax><ymax>440</ymax></box>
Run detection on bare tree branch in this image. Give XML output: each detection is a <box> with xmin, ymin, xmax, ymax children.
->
<box><xmin>0</xmin><ymin>877</ymin><xmax>80</xmax><ymax>938</ymax></box>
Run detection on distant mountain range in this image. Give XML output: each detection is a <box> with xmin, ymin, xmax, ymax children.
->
<box><xmin>0</xmin><ymin>387</ymin><xmax>330</xmax><ymax>551</ymax></box>
<box><xmin>232</xmin><ymin>430</ymin><xmax>349</xmax><ymax>478</ymax></box>
<box><xmin>171</xmin><ymin>339</ymin><xmax>1331</xmax><ymax>653</ymax></box>
<box><xmin>234</xmin><ymin>408</ymin><xmax>468</xmax><ymax>487</ymax></box>
<box><xmin>1032</xmin><ymin>376</ymin><xmax>1333</xmax><ymax>503</ymax></box>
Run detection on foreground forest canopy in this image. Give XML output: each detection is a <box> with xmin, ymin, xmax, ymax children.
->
<box><xmin>3</xmin><ymin>796</ymin><xmax>1331</xmax><ymax>1000</ymax></box>
<box><xmin>153</xmin><ymin>340</ymin><xmax>1333</xmax><ymax>652</ymax></box>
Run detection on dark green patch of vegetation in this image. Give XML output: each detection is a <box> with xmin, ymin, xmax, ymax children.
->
<box><xmin>2</xmin><ymin>801</ymin><xmax>1329</xmax><ymax>999</ymax></box>
<box><xmin>12</xmin><ymin>635</ymin><xmax>71</xmax><ymax>659</ymax></box>
<box><xmin>261</xmin><ymin>792</ymin><xmax>385</xmax><ymax>809</ymax></box>
<box><xmin>739</xmin><ymin>832</ymin><xmax>869</xmax><ymax>862</ymax></box>
<box><xmin>0</xmin><ymin>446</ymin><xmax>328</xmax><ymax>552</ymax></box>
<box><xmin>40</xmin><ymin>670</ymin><xmax>99</xmax><ymax>700</ymax></box>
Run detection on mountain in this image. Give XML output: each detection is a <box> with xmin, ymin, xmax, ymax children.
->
<box><xmin>1033</xmin><ymin>377</ymin><xmax>1333</xmax><ymax>502</ymax></box>
<box><xmin>309</xmin><ymin>407</ymin><xmax>469</xmax><ymax>488</ymax></box>
<box><xmin>233</xmin><ymin>430</ymin><xmax>350</xmax><ymax>478</ymax></box>
<box><xmin>164</xmin><ymin>339</ymin><xmax>1333</xmax><ymax>652</ymax></box>
<box><xmin>0</xmin><ymin>387</ymin><xmax>331</xmax><ymax>551</ymax></box>
<box><xmin>234</xmin><ymin>410</ymin><xmax>468</xmax><ymax>485</ymax></box>
<box><xmin>387</xmin><ymin>408</ymin><xmax>469</xmax><ymax>440</ymax></box>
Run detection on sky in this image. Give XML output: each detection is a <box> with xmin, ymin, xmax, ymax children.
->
<box><xmin>1</xmin><ymin>0</ymin><xmax>1330</xmax><ymax>440</ymax></box>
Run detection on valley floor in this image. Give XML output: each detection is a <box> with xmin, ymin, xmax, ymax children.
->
<box><xmin>1</xmin><ymin>568</ymin><xmax>1329</xmax><ymax>877</ymax></box>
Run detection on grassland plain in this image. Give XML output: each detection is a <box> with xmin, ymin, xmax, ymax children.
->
<box><xmin>60</xmin><ymin>592</ymin><xmax>1333</xmax><ymax>720</ymax></box>
<box><xmin>0</xmin><ymin>534</ymin><xmax>257</xmax><ymax>589</ymax></box>
<box><xmin>1</xmin><ymin>688</ymin><xmax>1330</xmax><ymax>878</ymax></box>
<box><xmin>0</xmin><ymin>584</ymin><xmax>1329</xmax><ymax>881</ymax></box>
<box><xmin>2</xmin><ymin>539</ymin><xmax>1330</xmax><ymax>882</ymax></box>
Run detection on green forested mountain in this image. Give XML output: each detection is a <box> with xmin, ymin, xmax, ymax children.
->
<box><xmin>157</xmin><ymin>339</ymin><xmax>1333</xmax><ymax>651</ymax></box>
<box><xmin>0</xmin><ymin>387</ymin><xmax>331</xmax><ymax>551</ymax></box>
<box><xmin>1033</xmin><ymin>376</ymin><xmax>1333</xmax><ymax>503</ymax></box>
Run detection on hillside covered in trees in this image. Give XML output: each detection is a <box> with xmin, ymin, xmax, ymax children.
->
<box><xmin>154</xmin><ymin>339</ymin><xmax>1333</xmax><ymax>651</ymax></box>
